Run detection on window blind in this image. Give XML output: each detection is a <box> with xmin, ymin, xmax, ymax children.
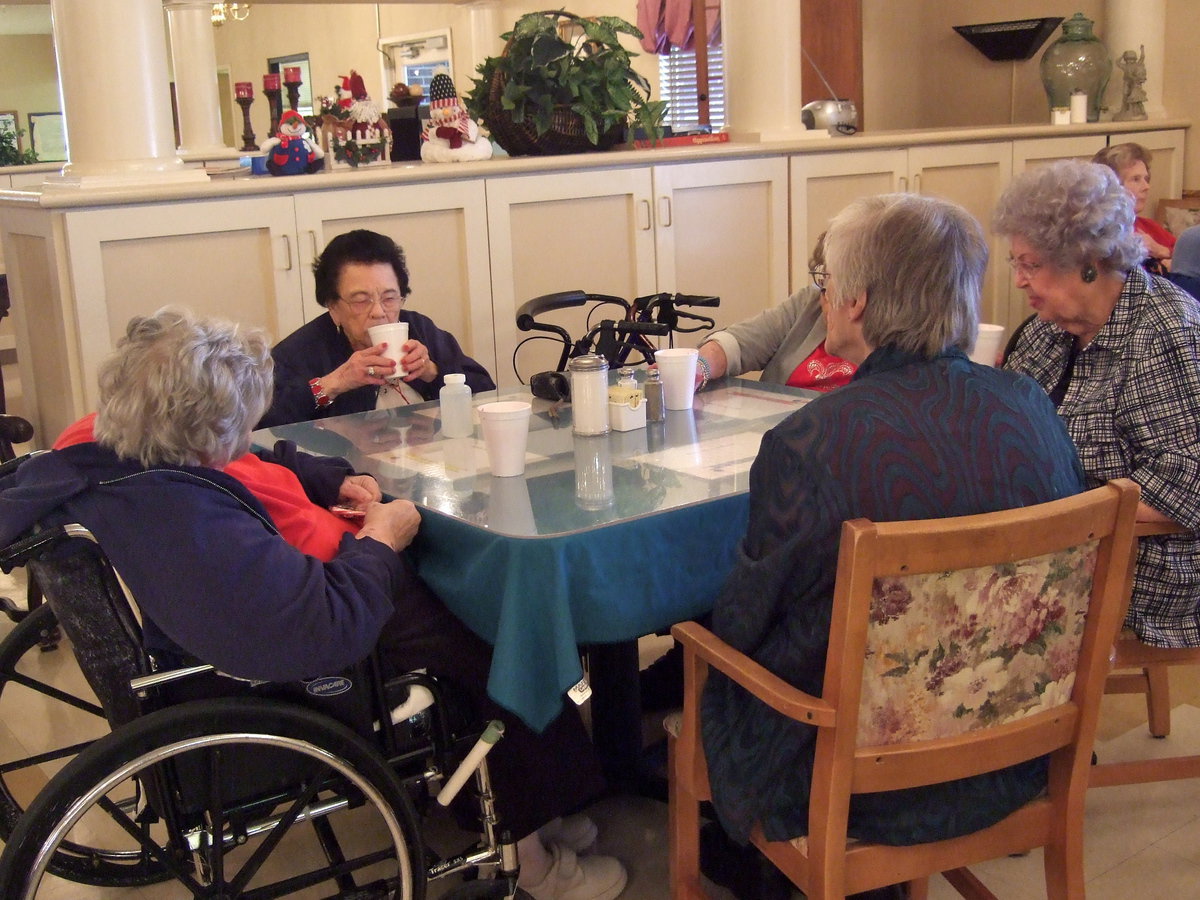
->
<box><xmin>658</xmin><ymin>43</ymin><xmax>725</xmax><ymax>131</ymax></box>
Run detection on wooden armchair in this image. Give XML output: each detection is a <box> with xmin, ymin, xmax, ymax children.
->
<box><xmin>1155</xmin><ymin>197</ymin><xmax>1200</xmax><ymax>238</ymax></box>
<box><xmin>1092</xmin><ymin>520</ymin><xmax>1200</xmax><ymax>787</ymax></box>
<box><xmin>669</xmin><ymin>480</ymin><xmax>1140</xmax><ymax>899</ymax></box>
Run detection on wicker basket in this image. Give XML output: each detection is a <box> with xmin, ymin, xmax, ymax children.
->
<box><xmin>482</xmin><ymin>12</ymin><xmax>626</xmax><ymax>157</ymax></box>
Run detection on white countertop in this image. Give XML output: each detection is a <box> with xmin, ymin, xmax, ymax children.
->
<box><xmin>1</xmin><ymin>118</ymin><xmax>1191</xmax><ymax>210</ymax></box>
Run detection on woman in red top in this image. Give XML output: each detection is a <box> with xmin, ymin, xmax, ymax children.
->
<box><xmin>1094</xmin><ymin>143</ymin><xmax>1175</xmax><ymax>273</ymax></box>
<box><xmin>693</xmin><ymin>234</ymin><xmax>857</xmax><ymax>393</ymax></box>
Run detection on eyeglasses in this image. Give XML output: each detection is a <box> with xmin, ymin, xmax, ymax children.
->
<box><xmin>338</xmin><ymin>292</ymin><xmax>404</xmax><ymax>312</ymax></box>
<box><xmin>1006</xmin><ymin>257</ymin><xmax>1044</xmax><ymax>280</ymax></box>
<box><xmin>809</xmin><ymin>266</ymin><xmax>830</xmax><ymax>291</ymax></box>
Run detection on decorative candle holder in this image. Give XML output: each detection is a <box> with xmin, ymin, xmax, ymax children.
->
<box><xmin>236</xmin><ymin>96</ymin><xmax>259</xmax><ymax>151</ymax></box>
<box><xmin>285</xmin><ymin>80</ymin><xmax>302</xmax><ymax>113</ymax></box>
<box><xmin>264</xmin><ymin>88</ymin><xmax>283</xmax><ymax>137</ymax></box>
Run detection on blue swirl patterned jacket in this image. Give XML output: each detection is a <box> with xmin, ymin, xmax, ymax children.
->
<box><xmin>702</xmin><ymin>345</ymin><xmax>1086</xmax><ymax>846</ymax></box>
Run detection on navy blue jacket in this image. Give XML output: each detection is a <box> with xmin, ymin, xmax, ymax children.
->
<box><xmin>702</xmin><ymin>346</ymin><xmax>1087</xmax><ymax>846</ymax></box>
<box><xmin>0</xmin><ymin>443</ymin><xmax>402</xmax><ymax>682</ymax></box>
<box><xmin>260</xmin><ymin>311</ymin><xmax>495</xmax><ymax>428</ymax></box>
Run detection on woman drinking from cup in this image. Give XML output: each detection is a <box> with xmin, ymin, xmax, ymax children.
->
<box><xmin>259</xmin><ymin>229</ymin><xmax>494</xmax><ymax>427</ymax></box>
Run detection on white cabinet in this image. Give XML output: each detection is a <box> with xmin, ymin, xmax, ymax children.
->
<box><xmin>486</xmin><ymin>157</ymin><xmax>788</xmax><ymax>387</ymax></box>
<box><xmin>292</xmin><ymin>181</ymin><xmax>496</xmax><ymax>382</ymax></box>
<box><xmin>791</xmin><ymin>142</ymin><xmax>1015</xmax><ymax>329</ymax></box>
<box><xmin>61</xmin><ymin>196</ymin><xmax>304</xmax><ymax>422</ymax></box>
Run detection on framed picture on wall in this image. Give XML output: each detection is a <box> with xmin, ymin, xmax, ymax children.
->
<box><xmin>0</xmin><ymin>111</ymin><xmax>19</xmax><ymax>151</ymax></box>
<box><xmin>29</xmin><ymin>111</ymin><xmax>67</xmax><ymax>162</ymax></box>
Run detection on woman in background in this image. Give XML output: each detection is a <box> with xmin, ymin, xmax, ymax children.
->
<box><xmin>1093</xmin><ymin>142</ymin><xmax>1176</xmax><ymax>273</ymax></box>
<box><xmin>694</xmin><ymin>234</ymin><xmax>856</xmax><ymax>392</ymax></box>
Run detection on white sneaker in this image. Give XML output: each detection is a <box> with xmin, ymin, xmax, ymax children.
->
<box><xmin>538</xmin><ymin>814</ymin><xmax>599</xmax><ymax>854</ymax></box>
<box><xmin>519</xmin><ymin>843</ymin><xmax>627</xmax><ymax>900</ymax></box>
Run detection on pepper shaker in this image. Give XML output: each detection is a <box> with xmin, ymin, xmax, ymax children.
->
<box><xmin>644</xmin><ymin>365</ymin><xmax>665</xmax><ymax>423</ymax></box>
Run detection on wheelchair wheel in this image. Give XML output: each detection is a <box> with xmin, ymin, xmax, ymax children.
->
<box><xmin>0</xmin><ymin>696</ymin><xmax>426</xmax><ymax>899</ymax></box>
<box><xmin>0</xmin><ymin>603</ymin><xmax>166</xmax><ymax>885</ymax></box>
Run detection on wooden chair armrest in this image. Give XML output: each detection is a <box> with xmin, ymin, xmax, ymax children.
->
<box><xmin>672</xmin><ymin>621</ymin><xmax>837</xmax><ymax>727</ymax></box>
<box><xmin>1135</xmin><ymin>521</ymin><xmax>1187</xmax><ymax>537</ymax></box>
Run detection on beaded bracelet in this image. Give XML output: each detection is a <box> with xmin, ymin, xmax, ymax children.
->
<box><xmin>309</xmin><ymin>377</ymin><xmax>331</xmax><ymax>408</ymax></box>
<box><xmin>696</xmin><ymin>354</ymin><xmax>711</xmax><ymax>392</ymax></box>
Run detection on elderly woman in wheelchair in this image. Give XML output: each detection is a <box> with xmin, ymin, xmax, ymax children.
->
<box><xmin>0</xmin><ymin>308</ymin><xmax>626</xmax><ymax>900</ymax></box>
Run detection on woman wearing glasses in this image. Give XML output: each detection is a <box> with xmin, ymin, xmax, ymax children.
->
<box><xmin>259</xmin><ymin>229</ymin><xmax>494</xmax><ymax>427</ymax></box>
<box><xmin>996</xmin><ymin>159</ymin><xmax>1200</xmax><ymax>648</ymax></box>
<box><xmin>692</xmin><ymin>233</ymin><xmax>856</xmax><ymax>393</ymax></box>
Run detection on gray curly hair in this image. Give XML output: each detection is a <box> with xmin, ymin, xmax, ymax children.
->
<box><xmin>992</xmin><ymin>159</ymin><xmax>1144</xmax><ymax>274</ymax></box>
<box><xmin>823</xmin><ymin>192</ymin><xmax>985</xmax><ymax>358</ymax></box>
<box><xmin>94</xmin><ymin>308</ymin><xmax>273</xmax><ymax>468</ymax></box>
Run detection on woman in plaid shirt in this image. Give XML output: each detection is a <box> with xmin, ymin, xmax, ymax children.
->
<box><xmin>996</xmin><ymin>159</ymin><xmax>1200</xmax><ymax>648</ymax></box>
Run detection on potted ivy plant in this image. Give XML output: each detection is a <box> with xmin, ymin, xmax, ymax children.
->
<box><xmin>0</xmin><ymin>126</ymin><xmax>38</xmax><ymax>167</ymax></box>
<box><xmin>464</xmin><ymin>10</ymin><xmax>667</xmax><ymax>156</ymax></box>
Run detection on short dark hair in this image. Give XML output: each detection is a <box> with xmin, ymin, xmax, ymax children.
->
<box><xmin>312</xmin><ymin>230</ymin><xmax>413</xmax><ymax>307</ymax></box>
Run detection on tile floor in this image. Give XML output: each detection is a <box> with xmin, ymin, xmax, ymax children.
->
<box><xmin>2</xmin><ymin>574</ymin><xmax>1200</xmax><ymax>898</ymax></box>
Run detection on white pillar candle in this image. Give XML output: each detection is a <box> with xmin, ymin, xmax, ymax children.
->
<box><xmin>1069</xmin><ymin>91</ymin><xmax>1089</xmax><ymax>123</ymax></box>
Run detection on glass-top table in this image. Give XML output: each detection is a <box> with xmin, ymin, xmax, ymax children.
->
<box><xmin>252</xmin><ymin>377</ymin><xmax>816</xmax><ymax>734</ymax></box>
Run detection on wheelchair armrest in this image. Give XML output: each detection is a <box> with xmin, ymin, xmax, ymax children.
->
<box><xmin>1</xmin><ymin>522</ymin><xmax>73</xmax><ymax>574</ymax></box>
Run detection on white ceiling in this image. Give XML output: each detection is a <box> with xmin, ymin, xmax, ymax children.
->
<box><xmin>0</xmin><ymin>4</ymin><xmax>52</xmax><ymax>36</ymax></box>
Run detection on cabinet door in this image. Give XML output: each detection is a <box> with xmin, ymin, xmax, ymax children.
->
<box><xmin>63</xmin><ymin>196</ymin><xmax>303</xmax><ymax>411</ymax></box>
<box><xmin>789</xmin><ymin>149</ymin><xmax>907</xmax><ymax>292</ymax></box>
<box><xmin>486</xmin><ymin>167</ymin><xmax>656</xmax><ymax>388</ymax></box>
<box><xmin>650</xmin><ymin>157</ymin><xmax>789</xmax><ymax>335</ymax></box>
<box><xmin>293</xmin><ymin>180</ymin><xmax>496</xmax><ymax>383</ymax></box>
<box><xmin>908</xmin><ymin>142</ymin><xmax>1014</xmax><ymax>330</ymax></box>
<box><xmin>1011</xmin><ymin>135</ymin><xmax>1107</xmax><ymax>173</ymax></box>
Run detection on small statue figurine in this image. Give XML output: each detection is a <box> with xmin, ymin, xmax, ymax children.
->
<box><xmin>1115</xmin><ymin>45</ymin><xmax>1148</xmax><ymax>122</ymax></box>
<box><xmin>421</xmin><ymin>72</ymin><xmax>493</xmax><ymax>163</ymax></box>
<box><xmin>260</xmin><ymin>109</ymin><xmax>324</xmax><ymax>175</ymax></box>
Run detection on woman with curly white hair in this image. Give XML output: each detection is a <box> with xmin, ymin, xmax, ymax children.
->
<box><xmin>0</xmin><ymin>308</ymin><xmax>627</xmax><ymax>900</ymax></box>
<box><xmin>995</xmin><ymin>159</ymin><xmax>1200</xmax><ymax>648</ymax></box>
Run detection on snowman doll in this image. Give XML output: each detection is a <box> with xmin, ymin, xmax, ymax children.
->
<box><xmin>421</xmin><ymin>72</ymin><xmax>492</xmax><ymax>163</ymax></box>
<box><xmin>260</xmin><ymin>110</ymin><xmax>324</xmax><ymax>176</ymax></box>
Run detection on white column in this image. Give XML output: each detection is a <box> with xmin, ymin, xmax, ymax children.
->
<box><xmin>721</xmin><ymin>0</ymin><xmax>811</xmax><ymax>141</ymax></box>
<box><xmin>166</xmin><ymin>0</ymin><xmax>229</xmax><ymax>156</ymax></box>
<box><xmin>1106</xmin><ymin>0</ymin><xmax>1166</xmax><ymax>119</ymax></box>
<box><xmin>46</xmin><ymin>0</ymin><xmax>207</xmax><ymax>187</ymax></box>
<box><xmin>466</xmin><ymin>1</ymin><xmax>504</xmax><ymax>77</ymax></box>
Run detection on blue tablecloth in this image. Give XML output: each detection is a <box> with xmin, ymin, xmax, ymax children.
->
<box><xmin>413</xmin><ymin>493</ymin><xmax>749</xmax><ymax>731</ymax></box>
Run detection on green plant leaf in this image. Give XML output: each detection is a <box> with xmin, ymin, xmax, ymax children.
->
<box><xmin>531</xmin><ymin>32</ymin><xmax>573</xmax><ymax>68</ymax></box>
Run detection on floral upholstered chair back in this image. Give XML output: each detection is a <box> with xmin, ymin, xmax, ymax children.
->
<box><xmin>856</xmin><ymin>541</ymin><xmax>1099</xmax><ymax>746</ymax></box>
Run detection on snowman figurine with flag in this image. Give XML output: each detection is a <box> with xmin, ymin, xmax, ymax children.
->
<box><xmin>421</xmin><ymin>71</ymin><xmax>492</xmax><ymax>163</ymax></box>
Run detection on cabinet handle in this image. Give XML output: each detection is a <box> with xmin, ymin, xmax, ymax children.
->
<box><xmin>281</xmin><ymin>234</ymin><xmax>293</xmax><ymax>271</ymax></box>
<box><xmin>658</xmin><ymin>196</ymin><xmax>672</xmax><ymax>228</ymax></box>
<box><xmin>638</xmin><ymin>198</ymin><xmax>652</xmax><ymax>231</ymax></box>
<box><xmin>308</xmin><ymin>230</ymin><xmax>319</xmax><ymax>261</ymax></box>
<box><xmin>912</xmin><ymin>173</ymin><xmax>922</xmax><ymax>195</ymax></box>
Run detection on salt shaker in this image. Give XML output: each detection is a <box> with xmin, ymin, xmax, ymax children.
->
<box><xmin>644</xmin><ymin>365</ymin><xmax>665</xmax><ymax>423</ymax></box>
<box><xmin>568</xmin><ymin>354</ymin><xmax>610</xmax><ymax>435</ymax></box>
<box><xmin>616</xmin><ymin>366</ymin><xmax>637</xmax><ymax>389</ymax></box>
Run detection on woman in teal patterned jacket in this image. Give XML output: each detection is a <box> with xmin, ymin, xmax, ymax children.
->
<box><xmin>702</xmin><ymin>193</ymin><xmax>1086</xmax><ymax>848</ymax></box>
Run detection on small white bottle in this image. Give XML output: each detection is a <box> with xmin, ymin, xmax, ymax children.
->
<box><xmin>439</xmin><ymin>373</ymin><xmax>474</xmax><ymax>438</ymax></box>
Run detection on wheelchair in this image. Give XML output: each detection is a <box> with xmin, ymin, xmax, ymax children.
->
<box><xmin>0</xmin><ymin>477</ymin><xmax>524</xmax><ymax>898</ymax></box>
<box><xmin>512</xmin><ymin>289</ymin><xmax>719</xmax><ymax>393</ymax></box>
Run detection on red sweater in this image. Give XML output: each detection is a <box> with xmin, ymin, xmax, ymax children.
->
<box><xmin>54</xmin><ymin>415</ymin><xmax>357</xmax><ymax>562</ymax></box>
